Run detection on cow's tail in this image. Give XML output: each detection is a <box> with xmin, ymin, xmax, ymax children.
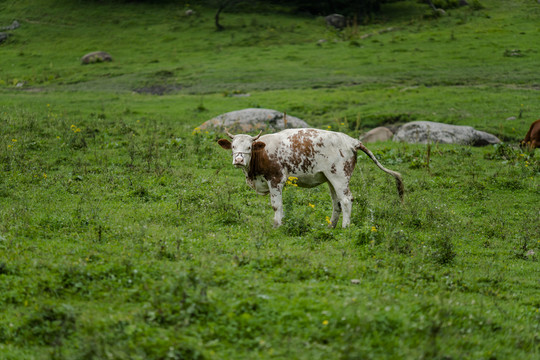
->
<box><xmin>356</xmin><ymin>142</ymin><xmax>404</xmax><ymax>202</ymax></box>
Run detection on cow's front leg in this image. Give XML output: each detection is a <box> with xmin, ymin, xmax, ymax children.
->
<box><xmin>269</xmin><ymin>185</ymin><xmax>284</xmax><ymax>228</ymax></box>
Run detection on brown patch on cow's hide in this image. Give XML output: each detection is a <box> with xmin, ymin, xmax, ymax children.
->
<box><xmin>339</xmin><ymin>150</ymin><xmax>344</xmax><ymax>158</ymax></box>
<box><xmin>343</xmin><ymin>154</ymin><xmax>357</xmax><ymax>177</ymax></box>
<box><xmin>249</xmin><ymin>146</ymin><xmax>283</xmax><ymax>188</ymax></box>
<box><xmin>286</xmin><ymin>129</ymin><xmax>318</xmax><ymax>172</ymax></box>
<box><xmin>330</xmin><ymin>163</ymin><xmax>337</xmax><ymax>174</ymax></box>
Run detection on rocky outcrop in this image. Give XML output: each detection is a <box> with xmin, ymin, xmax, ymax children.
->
<box><xmin>1</xmin><ymin>20</ymin><xmax>19</xmax><ymax>30</ymax></box>
<box><xmin>325</xmin><ymin>14</ymin><xmax>346</xmax><ymax>30</ymax></box>
<box><xmin>393</xmin><ymin>121</ymin><xmax>500</xmax><ymax>146</ymax></box>
<box><xmin>81</xmin><ymin>51</ymin><xmax>112</xmax><ymax>65</ymax></box>
<box><xmin>0</xmin><ymin>20</ymin><xmax>19</xmax><ymax>44</ymax></box>
<box><xmin>198</xmin><ymin>108</ymin><xmax>310</xmax><ymax>133</ymax></box>
<box><xmin>360</xmin><ymin>127</ymin><xmax>394</xmax><ymax>143</ymax></box>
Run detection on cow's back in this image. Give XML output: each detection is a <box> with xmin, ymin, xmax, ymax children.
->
<box><xmin>261</xmin><ymin>128</ymin><xmax>359</xmax><ymax>174</ymax></box>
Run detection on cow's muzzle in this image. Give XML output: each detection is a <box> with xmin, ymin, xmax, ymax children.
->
<box><xmin>233</xmin><ymin>152</ymin><xmax>246</xmax><ymax>167</ymax></box>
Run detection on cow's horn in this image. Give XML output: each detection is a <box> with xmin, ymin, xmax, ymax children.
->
<box><xmin>252</xmin><ymin>130</ymin><xmax>262</xmax><ymax>141</ymax></box>
<box><xmin>225</xmin><ymin>130</ymin><xmax>235</xmax><ymax>139</ymax></box>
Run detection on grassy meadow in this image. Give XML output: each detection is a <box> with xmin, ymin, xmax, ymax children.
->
<box><xmin>1</xmin><ymin>0</ymin><xmax>539</xmax><ymax>359</ymax></box>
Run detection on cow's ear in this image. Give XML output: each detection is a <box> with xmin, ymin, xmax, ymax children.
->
<box><xmin>218</xmin><ymin>139</ymin><xmax>232</xmax><ymax>150</ymax></box>
<box><xmin>252</xmin><ymin>141</ymin><xmax>266</xmax><ymax>152</ymax></box>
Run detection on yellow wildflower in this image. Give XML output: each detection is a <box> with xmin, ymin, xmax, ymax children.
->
<box><xmin>325</xmin><ymin>216</ymin><xmax>332</xmax><ymax>225</ymax></box>
<box><xmin>308</xmin><ymin>203</ymin><xmax>315</xmax><ymax>209</ymax></box>
<box><xmin>286</xmin><ymin>176</ymin><xmax>298</xmax><ymax>186</ymax></box>
<box><xmin>371</xmin><ymin>226</ymin><xmax>377</xmax><ymax>232</ymax></box>
<box><xmin>322</xmin><ymin>320</ymin><xmax>329</xmax><ymax>326</ymax></box>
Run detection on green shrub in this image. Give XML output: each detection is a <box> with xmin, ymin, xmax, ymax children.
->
<box><xmin>388</xmin><ymin>230</ymin><xmax>412</xmax><ymax>255</ymax></box>
<box><xmin>470</xmin><ymin>0</ymin><xmax>485</xmax><ymax>10</ymax></box>
<box><xmin>16</xmin><ymin>304</ymin><xmax>77</xmax><ymax>346</ymax></box>
<box><xmin>428</xmin><ymin>234</ymin><xmax>456</xmax><ymax>266</ymax></box>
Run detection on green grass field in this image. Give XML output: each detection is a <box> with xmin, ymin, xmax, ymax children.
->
<box><xmin>1</xmin><ymin>0</ymin><xmax>539</xmax><ymax>359</ymax></box>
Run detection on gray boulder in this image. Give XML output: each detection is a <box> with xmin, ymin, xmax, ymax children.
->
<box><xmin>1</xmin><ymin>20</ymin><xmax>19</xmax><ymax>30</ymax></box>
<box><xmin>0</xmin><ymin>33</ymin><xmax>8</xmax><ymax>44</ymax></box>
<box><xmin>325</xmin><ymin>14</ymin><xmax>346</xmax><ymax>30</ymax></box>
<box><xmin>360</xmin><ymin>127</ymin><xmax>394</xmax><ymax>143</ymax></box>
<box><xmin>198</xmin><ymin>108</ymin><xmax>310</xmax><ymax>133</ymax></box>
<box><xmin>81</xmin><ymin>51</ymin><xmax>112</xmax><ymax>65</ymax></box>
<box><xmin>393</xmin><ymin>121</ymin><xmax>500</xmax><ymax>146</ymax></box>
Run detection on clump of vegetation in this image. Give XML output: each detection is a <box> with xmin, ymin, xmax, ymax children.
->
<box><xmin>281</xmin><ymin>177</ymin><xmax>313</xmax><ymax>237</ymax></box>
<box><xmin>428</xmin><ymin>233</ymin><xmax>457</xmax><ymax>265</ymax></box>
<box><xmin>470</xmin><ymin>0</ymin><xmax>485</xmax><ymax>10</ymax></box>
<box><xmin>15</xmin><ymin>304</ymin><xmax>77</xmax><ymax>346</ymax></box>
<box><xmin>388</xmin><ymin>230</ymin><xmax>412</xmax><ymax>255</ymax></box>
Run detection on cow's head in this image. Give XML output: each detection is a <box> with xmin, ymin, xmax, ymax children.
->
<box><xmin>218</xmin><ymin>130</ymin><xmax>265</xmax><ymax>168</ymax></box>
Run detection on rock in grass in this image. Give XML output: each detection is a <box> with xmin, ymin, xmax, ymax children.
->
<box><xmin>2</xmin><ymin>20</ymin><xmax>20</xmax><ymax>30</ymax></box>
<box><xmin>393</xmin><ymin>121</ymin><xmax>500</xmax><ymax>146</ymax></box>
<box><xmin>198</xmin><ymin>108</ymin><xmax>310</xmax><ymax>133</ymax></box>
<box><xmin>360</xmin><ymin>126</ymin><xmax>394</xmax><ymax>143</ymax></box>
<box><xmin>325</xmin><ymin>14</ymin><xmax>346</xmax><ymax>30</ymax></box>
<box><xmin>81</xmin><ymin>51</ymin><xmax>112</xmax><ymax>65</ymax></box>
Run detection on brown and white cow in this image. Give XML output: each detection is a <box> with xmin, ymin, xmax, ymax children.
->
<box><xmin>521</xmin><ymin>119</ymin><xmax>540</xmax><ymax>151</ymax></box>
<box><xmin>218</xmin><ymin>128</ymin><xmax>404</xmax><ymax>228</ymax></box>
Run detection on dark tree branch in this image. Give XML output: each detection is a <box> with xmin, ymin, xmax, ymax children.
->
<box><xmin>215</xmin><ymin>0</ymin><xmax>239</xmax><ymax>31</ymax></box>
<box><xmin>426</xmin><ymin>0</ymin><xmax>438</xmax><ymax>11</ymax></box>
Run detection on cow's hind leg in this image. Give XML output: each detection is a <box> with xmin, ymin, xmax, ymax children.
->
<box><xmin>339</xmin><ymin>187</ymin><xmax>353</xmax><ymax>228</ymax></box>
<box><xmin>327</xmin><ymin>175</ymin><xmax>354</xmax><ymax>228</ymax></box>
<box><xmin>327</xmin><ymin>182</ymin><xmax>341</xmax><ymax>228</ymax></box>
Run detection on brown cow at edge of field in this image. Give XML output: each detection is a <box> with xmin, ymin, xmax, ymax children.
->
<box><xmin>218</xmin><ymin>128</ymin><xmax>404</xmax><ymax>228</ymax></box>
<box><xmin>521</xmin><ymin>119</ymin><xmax>540</xmax><ymax>151</ymax></box>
